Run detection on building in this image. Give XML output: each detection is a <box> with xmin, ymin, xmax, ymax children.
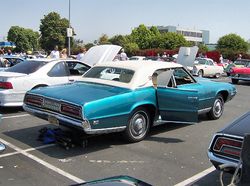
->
<box><xmin>156</xmin><ymin>25</ymin><xmax>209</xmax><ymax>44</ymax></box>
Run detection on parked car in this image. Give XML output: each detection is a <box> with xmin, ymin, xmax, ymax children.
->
<box><xmin>230</xmin><ymin>62</ymin><xmax>250</xmax><ymax>84</ymax></box>
<box><xmin>208</xmin><ymin>111</ymin><xmax>250</xmax><ymax>172</ymax></box>
<box><xmin>0</xmin><ymin>45</ymin><xmax>122</xmax><ymax>107</ymax></box>
<box><xmin>129</xmin><ymin>56</ymin><xmax>146</xmax><ymax>60</ymax></box>
<box><xmin>225</xmin><ymin>59</ymin><xmax>250</xmax><ymax>76</ymax></box>
<box><xmin>0</xmin><ymin>55</ymin><xmax>26</xmax><ymax>67</ymax></box>
<box><xmin>191</xmin><ymin>58</ymin><xmax>224</xmax><ymax>78</ymax></box>
<box><xmin>23</xmin><ymin>60</ymin><xmax>236</xmax><ymax>142</ymax></box>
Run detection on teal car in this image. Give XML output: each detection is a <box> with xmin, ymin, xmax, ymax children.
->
<box><xmin>23</xmin><ymin>61</ymin><xmax>236</xmax><ymax>142</ymax></box>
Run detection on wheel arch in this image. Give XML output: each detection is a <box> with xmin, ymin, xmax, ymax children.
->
<box><xmin>130</xmin><ymin>104</ymin><xmax>157</xmax><ymax>126</ymax></box>
<box><xmin>31</xmin><ymin>84</ymin><xmax>48</xmax><ymax>90</ymax></box>
<box><xmin>217</xmin><ymin>90</ymin><xmax>229</xmax><ymax>102</ymax></box>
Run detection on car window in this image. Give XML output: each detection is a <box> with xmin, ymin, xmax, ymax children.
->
<box><xmin>66</xmin><ymin>61</ymin><xmax>90</xmax><ymax>76</ymax></box>
<box><xmin>84</xmin><ymin>66</ymin><xmax>134</xmax><ymax>83</ymax></box>
<box><xmin>5</xmin><ymin>61</ymin><xmax>47</xmax><ymax>74</ymax></box>
<box><xmin>207</xmin><ymin>60</ymin><xmax>214</xmax><ymax>66</ymax></box>
<box><xmin>47</xmin><ymin>62</ymin><xmax>69</xmax><ymax>77</ymax></box>
<box><xmin>197</xmin><ymin>59</ymin><xmax>206</xmax><ymax>65</ymax></box>
<box><xmin>173</xmin><ymin>67</ymin><xmax>195</xmax><ymax>85</ymax></box>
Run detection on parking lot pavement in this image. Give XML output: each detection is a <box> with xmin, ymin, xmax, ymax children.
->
<box><xmin>0</xmin><ymin>77</ymin><xmax>250</xmax><ymax>186</ymax></box>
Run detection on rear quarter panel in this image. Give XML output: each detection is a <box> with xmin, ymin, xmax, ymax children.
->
<box><xmin>83</xmin><ymin>87</ymin><xmax>157</xmax><ymax>129</ymax></box>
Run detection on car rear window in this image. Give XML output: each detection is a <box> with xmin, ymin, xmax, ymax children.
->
<box><xmin>84</xmin><ymin>66</ymin><xmax>134</xmax><ymax>83</ymax></box>
<box><xmin>5</xmin><ymin>61</ymin><xmax>47</xmax><ymax>74</ymax></box>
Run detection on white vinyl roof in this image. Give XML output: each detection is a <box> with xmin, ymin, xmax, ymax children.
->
<box><xmin>81</xmin><ymin>60</ymin><xmax>183</xmax><ymax>89</ymax></box>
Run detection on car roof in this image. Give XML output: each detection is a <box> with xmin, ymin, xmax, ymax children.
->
<box><xmin>83</xmin><ymin>60</ymin><xmax>183</xmax><ymax>89</ymax></box>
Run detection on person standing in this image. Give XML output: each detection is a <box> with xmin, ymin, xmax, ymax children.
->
<box><xmin>49</xmin><ymin>45</ymin><xmax>60</xmax><ymax>59</ymax></box>
<box><xmin>120</xmin><ymin>49</ymin><xmax>128</xmax><ymax>61</ymax></box>
<box><xmin>76</xmin><ymin>47</ymin><xmax>86</xmax><ymax>61</ymax></box>
<box><xmin>60</xmin><ymin>48</ymin><xmax>68</xmax><ymax>59</ymax></box>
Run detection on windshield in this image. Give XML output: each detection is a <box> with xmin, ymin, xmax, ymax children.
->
<box><xmin>195</xmin><ymin>58</ymin><xmax>207</xmax><ymax>65</ymax></box>
<box><xmin>5</xmin><ymin>60</ymin><xmax>48</xmax><ymax>74</ymax></box>
<box><xmin>84</xmin><ymin>66</ymin><xmax>134</xmax><ymax>83</ymax></box>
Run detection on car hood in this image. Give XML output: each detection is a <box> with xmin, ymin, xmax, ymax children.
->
<box><xmin>219</xmin><ymin>112</ymin><xmax>250</xmax><ymax>137</ymax></box>
<box><xmin>29</xmin><ymin>81</ymin><xmax>130</xmax><ymax>106</ymax></box>
<box><xmin>177</xmin><ymin>46</ymin><xmax>199</xmax><ymax>67</ymax></box>
<box><xmin>82</xmin><ymin>45</ymin><xmax>122</xmax><ymax>66</ymax></box>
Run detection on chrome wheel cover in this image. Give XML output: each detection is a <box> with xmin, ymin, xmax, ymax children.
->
<box><xmin>213</xmin><ymin>98</ymin><xmax>223</xmax><ymax>117</ymax></box>
<box><xmin>129</xmin><ymin>111</ymin><xmax>148</xmax><ymax>139</ymax></box>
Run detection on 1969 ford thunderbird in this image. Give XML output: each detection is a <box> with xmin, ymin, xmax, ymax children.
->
<box><xmin>23</xmin><ymin>61</ymin><xmax>237</xmax><ymax>142</ymax></box>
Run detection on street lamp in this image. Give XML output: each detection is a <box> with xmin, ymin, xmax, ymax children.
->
<box><xmin>67</xmin><ymin>0</ymin><xmax>72</xmax><ymax>56</ymax></box>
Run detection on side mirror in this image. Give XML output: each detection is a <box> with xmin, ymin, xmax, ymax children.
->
<box><xmin>0</xmin><ymin>143</ymin><xmax>6</xmax><ymax>153</ymax></box>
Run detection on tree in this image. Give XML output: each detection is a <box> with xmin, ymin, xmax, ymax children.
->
<box><xmin>7</xmin><ymin>26</ymin><xmax>39</xmax><ymax>52</ymax></box>
<box><xmin>40</xmin><ymin>12</ymin><xmax>73</xmax><ymax>52</ymax></box>
<box><xmin>131</xmin><ymin>24</ymin><xmax>154</xmax><ymax>49</ymax></box>
<box><xmin>217</xmin><ymin>34</ymin><xmax>248</xmax><ymax>53</ymax></box>
<box><xmin>159</xmin><ymin>32</ymin><xmax>188</xmax><ymax>49</ymax></box>
<box><xmin>98</xmin><ymin>34</ymin><xmax>111</xmax><ymax>45</ymax></box>
<box><xmin>109</xmin><ymin>35</ymin><xmax>127</xmax><ymax>46</ymax></box>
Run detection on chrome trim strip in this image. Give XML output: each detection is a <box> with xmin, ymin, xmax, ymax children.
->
<box><xmin>23</xmin><ymin>104</ymin><xmax>126</xmax><ymax>135</ymax></box>
<box><xmin>84</xmin><ymin>126</ymin><xmax>126</xmax><ymax>134</ymax></box>
<box><xmin>23</xmin><ymin>104</ymin><xmax>84</xmax><ymax>128</ymax></box>
<box><xmin>198</xmin><ymin>107</ymin><xmax>211</xmax><ymax>114</ymax></box>
<box><xmin>231</xmin><ymin>77</ymin><xmax>250</xmax><ymax>80</ymax></box>
<box><xmin>207</xmin><ymin>151</ymin><xmax>239</xmax><ymax>168</ymax></box>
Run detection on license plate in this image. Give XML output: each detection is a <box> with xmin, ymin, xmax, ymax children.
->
<box><xmin>48</xmin><ymin>115</ymin><xmax>59</xmax><ymax>125</ymax></box>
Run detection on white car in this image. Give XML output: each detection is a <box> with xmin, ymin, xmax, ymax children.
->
<box><xmin>191</xmin><ymin>58</ymin><xmax>224</xmax><ymax>78</ymax></box>
<box><xmin>0</xmin><ymin>45</ymin><xmax>121</xmax><ymax>107</ymax></box>
<box><xmin>129</xmin><ymin>56</ymin><xmax>146</xmax><ymax>60</ymax></box>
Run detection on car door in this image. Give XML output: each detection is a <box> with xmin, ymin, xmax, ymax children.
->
<box><xmin>47</xmin><ymin>61</ymin><xmax>70</xmax><ymax>85</ymax></box>
<box><xmin>66</xmin><ymin>61</ymin><xmax>90</xmax><ymax>82</ymax></box>
<box><xmin>155</xmin><ymin>67</ymin><xmax>198</xmax><ymax>123</ymax></box>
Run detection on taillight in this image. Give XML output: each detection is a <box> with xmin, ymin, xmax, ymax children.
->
<box><xmin>61</xmin><ymin>103</ymin><xmax>82</xmax><ymax>119</ymax></box>
<box><xmin>213</xmin><ymin>137</ymin><xmax>242</xmax><ymax>159</ymax></box>
<box><xmin>25</xmin><ymin>95</ymin><xmax>43</xmax><ymax>107</ymax></box>
<box><xmin>0</xmin><ymin>82</ymin><xmax>13</xmax><ymax>89</ymax></box>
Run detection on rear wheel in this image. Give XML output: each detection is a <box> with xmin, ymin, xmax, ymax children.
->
<box><xmin>207</xmin><ymin>94</ymin><xmax>224</xmax><ymax>120</ymax></box>
<box><xmin>231</xmin><ymin>78</ymin><xmax>239</xmax><ymax>84</ymax></box>
<box><xmin>214</xmin><ymin>73</ymin><xmax>220</xmax><ymax>78</ymax></box>
<box><xmin>123</xmin><ymin>108</ymin><xmax>151</xmax><ymax>143</ymax></box>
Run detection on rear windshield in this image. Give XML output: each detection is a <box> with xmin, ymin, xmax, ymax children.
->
<box><xmin>84</xmin><ymin>66</ymin><xmax>134</xmax><ymax>83</ymax></box>
<box><xmin>5</xmin><ymin>61</ymin><xmax>47</xmax><ymax>74</ymax></box>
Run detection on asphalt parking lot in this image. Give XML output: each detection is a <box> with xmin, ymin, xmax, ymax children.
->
<box><xmin>0</xmin><ymin>76</ymin><xmax>249</xmax><ymax>186</ymax></box>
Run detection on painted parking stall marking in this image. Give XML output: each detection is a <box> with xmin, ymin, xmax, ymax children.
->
<box><xmin>0</xmin><ymin>138</ymin><xmax>85</xmax><ymax>184</ymax></box>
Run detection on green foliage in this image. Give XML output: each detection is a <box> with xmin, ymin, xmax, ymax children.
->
<box><xmin>216</xmin><ymin>34</ymin><xmax>248</xmax><ymax>53</ymax></box>
<box><xmin>160</xmin><ymin>32</ymin><xmax>188</xmax><ymax>49</ymax></box>
<box><xmin>131</xmin><ymin>24</ymin><xmax>154</xmax><ymax>49</ymax></box>
<box><xmin>40</xmin><ymin>12</ymin><xmax>73</xmax><ymax>52</ymax></box>
<box><xmin>123</xmin><ymin>42</ymin><xmax>139</xmax><ymax>55</ymax></box>
<box><xmin>85</xmin><ymin>43</ymin><xmax>95</xmax><ymax>50</ymax></box>
<box><xmin>98</xmin><ymin>34</ymin><xmax>111</xmax><ymax>45</ymax></box>
<box><xmin>198</xmin><ymin>43</ymin><xmax>209</xmax><ymax>53</ymax></box>
<box><xmin>7</xmin><ymin>26</ymin><xmax>39</xmax><ymax>52</ymax></box>
<box><xmin>109</xmin><ymin>35</ymin><xmax>127</xmax><ymax>46</ymax></box>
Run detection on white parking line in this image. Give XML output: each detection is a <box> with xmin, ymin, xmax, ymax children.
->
<box><xmin>0</xmin><ymin>143</ymin><xmax>56</xmax><ymax>158</ymax></box>
<box><xmin>174</xmin><ymin>166</ymin><xmax>216</xmax><ymax>186</ymax></box>
<box><xmin>0</xmin><ymin>138</ymin><xmax>85</xmax><ymax>184</ymax></box>
<box><xmin>2</xmin><ymin>114</ymin><xmax>30</xmax><ymax>119</ymax></box>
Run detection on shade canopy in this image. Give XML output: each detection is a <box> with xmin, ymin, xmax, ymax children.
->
<box><xmin>0</xmin><ymin>41</ymin><xmax>16</xmax><ymax>48</ymax></box>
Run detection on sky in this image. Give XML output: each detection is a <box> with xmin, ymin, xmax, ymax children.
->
<box><xmin>1</xmin><ymin>0</ymin><xmax>250</xmax><ymax>44</ymax></box>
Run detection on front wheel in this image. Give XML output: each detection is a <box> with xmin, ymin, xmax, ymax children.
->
<box><xmin>123</xmin><ymin>108</ymin><xmax>151</xmax><ymax>143</ymax></box>
<box><xmin>198</xmin><ymin>70</ymin><xmax>203</xmax><ymax>77</ymax></box>
<box><xmin>207</xmin><ymin>94</ymin><xmax>224</xmax><ymax>120</ymax></box>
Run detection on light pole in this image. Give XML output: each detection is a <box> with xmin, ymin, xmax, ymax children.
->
<box><xmin>67</xmin><ymin>0</ymin><xmax>71</xmax><ymax>56</ymax></box>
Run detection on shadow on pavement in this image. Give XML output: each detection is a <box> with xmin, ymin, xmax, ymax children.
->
<box><xmin>0</xmin><ymin>106</ymin><xmax>24</xmax><ymax>114</ymax></box>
